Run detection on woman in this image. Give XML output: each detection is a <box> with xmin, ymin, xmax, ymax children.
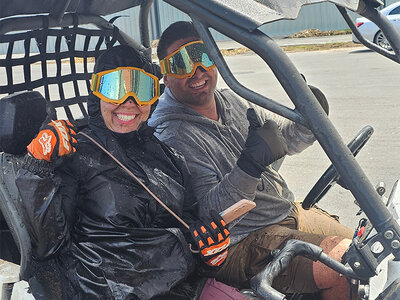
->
<box><xmin>15</xmin><ymin>45</ymin><xmax>244</xmax><ymax>300</ymax></box>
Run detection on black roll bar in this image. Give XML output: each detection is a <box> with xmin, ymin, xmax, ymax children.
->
<box><xmin>192</xmin><ymin>21</ymin><xmax>305</xmax><ymax>126</ymax></box>
<box><xmin>338</xmin><ymin>5</ymin><xmax>400</xmax><ymax>63</ymax></box>
<box><xmin>49</xmin><ymin>0</ymin><xmax>72</xmax><ymax>24</ymax></box>
<box><xmin>0</xmin><ymin>9</ymin><xmax>154</xmax><ymax>59</ymax></box>
<box><xmin>0</xmin><ymin>14</ymin><xmax>113</xmax><ymax>35</ymax></box>
<box><xmin>139</xmin><ymin>0</ymin><xmax>155</xmax><ymax>59</ymax></box>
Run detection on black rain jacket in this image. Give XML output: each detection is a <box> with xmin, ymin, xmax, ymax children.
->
<box><xmin>15</xmin><ymin>119</ymin><xmax>206</xmax><ymax>299</ymax></box>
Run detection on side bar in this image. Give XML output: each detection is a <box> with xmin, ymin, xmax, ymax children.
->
<box><xmin>0</xmin><ymin>13</ymin><xmax>147</xmax><ymax>55</ymax></box>
<box><xmin>49</xmin><ymin>0</ymin><xmax>72</xmax><ymax>24</ymax></box>
<box><xmin>192</xmin><ymin>21</ymin><xmax>305</xmax><ymax>125</ymax></box>
<box><xmin>338</xmin><ymin>5</ymin><xmax>400</xmax><ymax>63</ymax></box>
<box><xmin>139</xmin><ymin>0</ymin><xmax>154</xmax><ymax>60</ymax></box>
<box><xmin>0</xmin><ymin>14</ymin><xmax>113</xmax><ymax>35</ymax></box>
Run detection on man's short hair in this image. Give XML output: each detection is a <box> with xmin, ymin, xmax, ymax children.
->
<box><xmin>157</xmin><ymin>21</ymin><xmax>201</xmax><ymax>60</ymax></box>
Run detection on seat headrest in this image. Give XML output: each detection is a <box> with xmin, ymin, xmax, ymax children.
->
<box><xmin>0</xmin><ymin>91</ymin><xmax>47</xmax><ymax>155</ymax></box>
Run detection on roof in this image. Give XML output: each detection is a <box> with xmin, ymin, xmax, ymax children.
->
<box><xmin>0</xmin><ymin>0</ymin><xmax>144</xmax><ymax>19</ymax></box>
<box><xmin>1</xmin><ymin>0</ymin><xmax>365</xmax><ymax>25</ymax></box>
<box><xmin>181</xmin><ymin>0</ymin><xmax>362</xmax><ymax>31</ymax></box>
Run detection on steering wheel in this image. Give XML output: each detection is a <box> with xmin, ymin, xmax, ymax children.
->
<box><xmin>302</xmin><ymin>125</ymin><xmax>374</xmax><ymax>210</ymax></box>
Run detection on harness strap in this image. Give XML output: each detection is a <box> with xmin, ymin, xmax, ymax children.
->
<box><xmin>78</xmin><ymin>131</ymin><xmax>190</xmax><ymax>230</ymax></box>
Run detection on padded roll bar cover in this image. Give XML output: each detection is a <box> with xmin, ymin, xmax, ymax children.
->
<box><xmin>0</xmin><ymin>91</ymin><xmax>47</xmax><ymax>155</ymax></box>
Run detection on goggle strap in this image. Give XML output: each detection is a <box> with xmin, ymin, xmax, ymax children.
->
<box><xmin>159</xmin><ymin>60</ymin><xmax>168</xmax><ymax>75</ymax></box>
<box><xmin>91</xmin><ymin>74</ymin><xmax>99</xmax><ymax>92</ymax></box>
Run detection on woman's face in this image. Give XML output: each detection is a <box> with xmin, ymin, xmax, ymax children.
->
<box><xmin>100</xmin><ymin>98</ymin><xmax>151</xmax><ymax>133</ymax></box>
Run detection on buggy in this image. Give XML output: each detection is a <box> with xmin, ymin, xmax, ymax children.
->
<box><xmin>0</xmin><ymin>0</ymin><xmax>400</xmax><ymax>299</ymax></box>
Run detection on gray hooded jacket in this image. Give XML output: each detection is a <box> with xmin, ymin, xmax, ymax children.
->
<box><xmin>149</xmin><ymin>87</ymin><xmax>316</xmax><ymax>244</ymax></box>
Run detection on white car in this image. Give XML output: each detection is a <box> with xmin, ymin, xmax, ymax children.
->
<box><xmin>353</xmin><ymin>1</ymin><xmax>400</xmax><ymax>50</ymax></box>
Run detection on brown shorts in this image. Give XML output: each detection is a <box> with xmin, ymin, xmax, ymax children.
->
<box><xmin>216</xmin><ymin>202</ymin><xmax>354</xmax><ymax>293</ymax></box>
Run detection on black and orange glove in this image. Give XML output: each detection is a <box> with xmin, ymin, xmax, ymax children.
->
<box><xmin>27</xmin><ymin>120</ymin><xmax>77</xmax><ymax>162</ymax></box>
<box><xmin>190</xmin><ymin>210</ymin><xmax>230</xmax><ymax>267</ymax></box>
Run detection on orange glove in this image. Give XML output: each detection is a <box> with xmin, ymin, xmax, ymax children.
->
<box><xmin>190</xmin><ymin>210</ymin><xmax>230</xmax><ymax>267</ymax></box>
<box><xmin>27</xmin><ymin>120</ymin><xmax>77</xmax><ymax>162</ymax></box>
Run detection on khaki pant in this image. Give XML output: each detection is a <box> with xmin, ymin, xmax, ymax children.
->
<box><xmin>216</xmin><ymin>202</ymin><xmax>354</xmax><ymax>293</ymax></box>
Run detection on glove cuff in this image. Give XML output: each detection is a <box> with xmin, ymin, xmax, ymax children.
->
<box><xmin>237</xmin><ymin>153</ymin><xmax>266</xmax><ymax>178</ymax></box>
<box><xmin>22</xmin><ymin>154</ymin><xmax>54</xmax><ymax>177</ymax></box>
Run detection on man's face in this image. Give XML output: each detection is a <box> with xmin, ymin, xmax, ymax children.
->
<box><xmin>163</xmin><ymin>37</ymin><xmax>218</xmax><ymax>108</ymax></box>
<box><xmin>100</xmin><ymin>98</ymin><xmax>151</xmax><ymax>133</ymax></box>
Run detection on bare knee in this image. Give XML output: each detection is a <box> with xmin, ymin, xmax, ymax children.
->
<box><xmin>313</xmin><ymin>237</ymin><xmax>352</xmax><ymax>289</ymax></box>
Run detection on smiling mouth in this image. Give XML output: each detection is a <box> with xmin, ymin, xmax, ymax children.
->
<box><xmin>116</xmin><ymin>114</ymin><xmax>136</xmax><ymax>122</ymax></box>
<box><xmin>189</xmin><ymin>80</ymin><xmax>206</xmax><ymax>89</ymax></box>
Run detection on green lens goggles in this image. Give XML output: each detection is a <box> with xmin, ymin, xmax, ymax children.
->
<box><xmin>159</xmin><ymin>40</ymin><xmax>215</xmax><ymax>78</ymax></box>
<box><xmin>91</xmin><ymin>67</ymin><xmax>160</xmax><ymax>106</ymax></box>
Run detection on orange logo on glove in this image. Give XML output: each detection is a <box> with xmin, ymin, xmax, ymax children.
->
<box><xmin>38</xmin><ymin>131</ymin><xmax>53</xmax><ymax>155</ymax></box>
<box><xmin>201</xmin><ymin>237</ymin><xmax>230</xmax><ymax>256</ymax></box>
<box><xmin>53</xmin><ymin>120</ymin><xmax>71</xmax><ymax>151</ymax></box>
<box><xmin>206</xmin><ymin>250</ymin><xmax>228</xmax><ymax>267</ymax></box>
<box><xmin>190</xmin><ymin>210</ymin><xmax>231</xmax><ymax>268</ymax></box>
<box><xmin>27</xmin><ymin>120</ymin><xmax>77</xmax><ymax>162</ymax></box>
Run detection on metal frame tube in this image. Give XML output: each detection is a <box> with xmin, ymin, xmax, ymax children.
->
<box><xmin>192</xmin><ymin>22</ymin><xmax>305</xmax><ymax>125</ymax></box>
<box><xmin>139</xmin><ymin>0</ymin><xmax>155</xmax><ymax>60</ymax></box>
<box><xmin>338</xmin><ymin>5</ymin><xmax>400</xmax><ymax>63</ymax></box>
<box><xmin>0</xmin><ymin>13</ymin><xmax>146</xmax><ymax>54</ymax></box>
<box><xmin>0</xmin><ymin>14</ymin><xmax>111</xmax><ymax>35</ymax></box>
<box><xmin>359</xmin><ymin>2</ymin><xmax>400</xmax><ymax>58</ymax></box>
<box><xmin>49</xmin><ymin>0</ymin><xmax>72</xmax><ymax>24</ymax></box>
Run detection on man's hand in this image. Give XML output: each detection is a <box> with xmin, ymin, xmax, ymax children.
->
<box><xmin>237</xmin><ymin>108</ymin><xmax>287</xmax><ymax>178</ymax></box>
<box><xmin>190</xmin><ymin>210</ymin><xmax>230</xmax><ymax>267</ymax></box>
<box><xmin>27</xmin><ymin>120</ymin><xmax>77</xmax><ymax>162</ymax></box>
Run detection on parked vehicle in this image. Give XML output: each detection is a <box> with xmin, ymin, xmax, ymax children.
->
<box><xmin>352</xmin><ymin>1</ymin><xmax>400</xmax><ymax>49</ymax></box>
<box><xmin>0</xmin><ymin>0</ymin><xmax>400</xmax><ymax>299</ymax></box>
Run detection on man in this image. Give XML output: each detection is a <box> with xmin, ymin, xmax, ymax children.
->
<box><xmin>149</xmin><ymin>21</ymin><xmax>354</xmax><ymax>300</ymax></box>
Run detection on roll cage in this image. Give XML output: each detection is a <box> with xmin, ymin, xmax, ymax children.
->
<box><xmin>1</xmin><ymin>0</ymin><xmax>400</xmax><ymax>299</ymax></box>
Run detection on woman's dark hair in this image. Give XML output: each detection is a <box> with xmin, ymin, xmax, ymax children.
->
<box><xmin>157</xmin><ymin>21</ymin><xmax>201</xmax><ymax>60</ymax></box>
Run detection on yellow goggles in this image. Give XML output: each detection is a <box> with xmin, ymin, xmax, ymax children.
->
<box><xmin>90</xmin><ymin>67</ymin><xmax>160</xmax><ymax>106</ymax></box>
<box><xmin>159</xmin><ymin>40</ymin><xmax>216</xmax><ymax>78</ymax></box>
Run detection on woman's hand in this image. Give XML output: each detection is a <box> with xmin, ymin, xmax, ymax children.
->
<box><xmin>27</xmin><ymin>120</ymin><xmax>77</xmax><ymax>162</ymax></box>
<box><xmin>190</xmin><ymin>210</ymin><xmax>230</xmax><ymax>267</ymax></box>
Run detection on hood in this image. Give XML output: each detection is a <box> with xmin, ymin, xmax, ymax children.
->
<box><xmin>149</xmin><ymin>87</ymin><xmax>232</xmax><ymax>129</ymax></box>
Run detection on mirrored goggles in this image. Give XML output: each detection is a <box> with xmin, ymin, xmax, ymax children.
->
<box><xmin>159</xmin><ymin>40</ymin><xmax>216</xmax><ymax>78</ymax></box>
<box><xmin>91</xmin><ymin>67</ymin><xmax>160</xmax><ymax>106</ymax></box>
